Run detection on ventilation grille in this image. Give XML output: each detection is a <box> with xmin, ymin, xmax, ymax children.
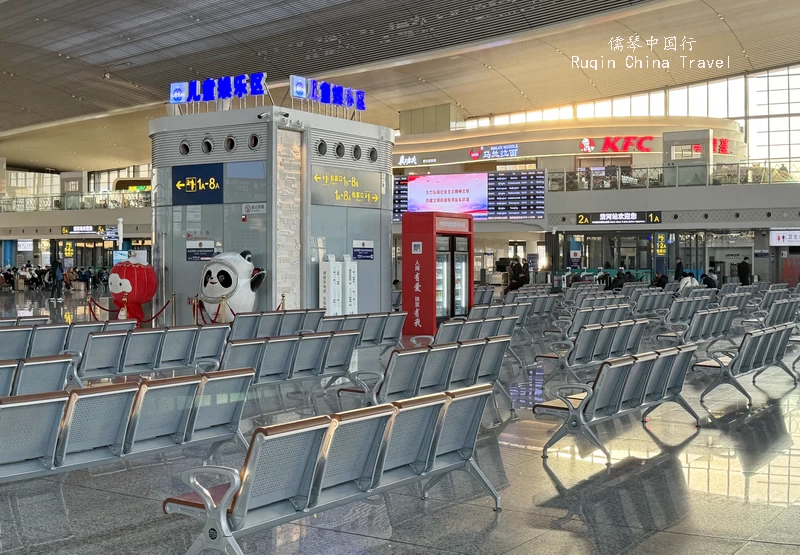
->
<box><xmin>308</xmin><ymin>129</ymin><xmax>393</xmax><ymax>173</ymax></box>
<box><xmin>152</xmin><ymin>124</ymin><xmax>267</xmax><ymax>167</ymax></box>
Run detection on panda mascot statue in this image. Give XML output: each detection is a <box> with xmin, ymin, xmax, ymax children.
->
<box><xmin>199</xmin><ymin>250</ymin><xmax>265</xmax><ymax>322</ymax></box>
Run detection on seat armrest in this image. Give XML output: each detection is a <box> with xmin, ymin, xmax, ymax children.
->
<box><xmin>548</xmin><ymin>341</ymin><xmax>573</xmax><ymax>354</ymax></box>
<box><xmin>410</xmin><ymin>335</ymin><xmax>434</xmax><ymax>347</ymax></box>
<box><xmin>195</xmin><ymin>359</ymin><xmax>220</xmax><ymax>373</ymax></box>
<box><xmin>174</xmin><ymin>466</ymin><xmax>241</xmax><ymax>527</ymax></box>
<box><xmin>548</xmin><ymin>384</ymin><xmax>594</xmax><ymax>413</ymax></box>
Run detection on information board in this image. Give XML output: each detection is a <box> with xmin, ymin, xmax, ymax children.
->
<box><xmin>173</xmin><ymin>163</ymin><xmax>224</xmax><ymax>206</ymax></box>
<box><xmin>576</xmin><ymin>211</ymin><xmax>662</xmax><ymax>225</ymax></box>
<box><xmin>310</xmin><ymin>165</ymin><xmax>382</xmax><ymax>209</ymax></box>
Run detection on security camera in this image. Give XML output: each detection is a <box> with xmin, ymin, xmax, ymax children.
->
<box><xmin>277</xmin><ymin>111</ymin><xmax>289</xmax><ymax>118</ymax></box>
<box><xmin>257</xmin><ymin>112</ymin><xmax>269</xmax><ymax>119</ymax></box>
<box><xmin>761</xmin><ymin>230</ymin><xmax>767</xmax><ymax>237</ymax></box>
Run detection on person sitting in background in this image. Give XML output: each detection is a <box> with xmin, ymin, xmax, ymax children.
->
<box><xmin>624</xmin><ymin>271</ymin><xmax>635</xmax><ymax>282</ymax></box>
<box><xmin>701</xmin><ymin>273</ymin><xmax>717</xmax><ymax>289</ymax></box>
<box><xmin>652</xmin><ymin>271</ymin><xmax>668</xmax><ymax>289</ymax></box>
<box><xmin>679</xmin><ymin>272</ymin><xmax>699</xmax><ymax>293</ymax></box>
<box><xmin>606</xmin><ymin>271</ymin><xmax>627</xmax><ymax>291</ymax></box>
<box><xmin>392</xmin><ymin>279</ymin><xmax>401</xmax><ymax>290</ymax></box>
<box><xmin>568</xmin><ymin>271</ymin><xmax>583</xmax><ymax>287</ymax></box>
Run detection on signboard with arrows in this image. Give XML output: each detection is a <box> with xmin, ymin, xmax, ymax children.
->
<box><xmin>310</xmin><ymin>165</ymin><xmax>382</xmax><ymax>209</ymax></box>
<box><xmin>173</xmin><ymin>163</ymin><xmax>224</xmax><ymax>206</ymax></box>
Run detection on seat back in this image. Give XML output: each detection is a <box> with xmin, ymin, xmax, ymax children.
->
<box><xmin>124</xmin><ymin>375</ymin><xmax>203</xmax><ymax>453</ymax></box>
<box><xmin>642</xmin><ymin>348</ymin><xmax>679</xmax><ymax>403</ymax></box>
<box><xmin>55</xmin><ymin>383</ymin><xmax>139</xmax><ymax>465</ymax></box>
<box><xmin>231</xmin><ymin>415</ymin><xmax>331</xmax><ymax>519</ymax></box>
<box><xmin>618</xmin><ymin>352</ymin><xmax>657</xmax><ymax>409</ymax></box>
<box><xmin>593</xmin><ymin>322</ymin><xmax>618</xmax><ymax>360</ymax></box>
<box><xmin>625</xmin><ymin>319</ymin><xmax>649</xmax><ymax>354</ymax></box>
<box><xmin>341</xmin><ymin>314</ymin><xmax>367</xmax><ymax>335</ymax></box>
<box><xmin>230</xmin><ymin>313</ymin><xmax>261</xmax><ymax>340</ymax></box>
<box><xmin>157</xmin><ymin>326</ymin><xmax>199</xmax><ymax>369</ymax></box>
<box><xmin>419</xmin><ymin>343</ymin><xmax>458</xmax><ymax>393</ymax></box>
<box><xmin>474</xmin><ymin>336</ymin><xmax>510</xmax><ymax>384</ymax></box>
<box><xmin>0</xmin><ymin>391</ymin><xmax>69</xmax><ymax>469</ymax></box>
<box><xmin>449</xmin><ymin>340</ymin><xmax>485</xmax><ymax>387</ymax></box>
<box><xmin>608</xmin><ymin>320</ymin><xmax>633</xmax><ymax>358</ymax></box>
<box><xmin>572</xmin><ymin>308</ymin><xmax>594</xmax><ymax>334</ymax></box>
<box><xmin>457</xmin><ymin>320</ymin><xmax>482</xmax><ymax>341</ymax></box>
<box><xmin>719</xmin><ymin>283</ymin><xmax>737</xmax><ymax>296</ymax></box>
<box><xmin>469</xmin><ymin>305</ymin><xmax>488</xmax><ymax>319</ymax></box>
<box><xmin>380</xmin><ymin>393</ymin><xmax>448</xmax><ymax>477</ymax></box>
<box><xmin>730</xmin><ymin>331</ymin><xmax>762</xmax><ymax>376</ymax></box>
<box><xmin>220</xmin><ymin>339</ymin><xmax>266</xmax><ymax>372</ymax></box>
<box><xmin>255</xmin><ymin>312</ymin><xmax>283</xmax><ymax>338</ymax></box>
<box><xmin>191</xmin><ymin>324</ymin><xmax>230</xmax><ymax>363</ymax></box>
<box><xmin>303</xmin><ymin>310</ymin><xmax>327</xmax><ymax>334</ymax></box>
<box><xmin>28</xmin><ymin>324</ymin><xmax>69</xmax><ymax>357</ymax></box>
<box><xmin>360</xmin><ymin>314</ymin><xmax>387</xmax><ymax>346</ymax></box>
<box><xmin>257</xmin><ymin>336</ymin><xmax>299</xmax><ymax>383</ymax></box>
<box><xmin>0</xmin><ymin>327</ymin><xmax>33</xmax><ymax>360</ymax></box>
<box><xmin>583</xmin><ymin>358</ymin><xmax>629</xmax><ymax>420</ymax></box>
<box><xmin>430</xmin><ymin>385</ymin><xmax>492</xmax><ymax>465</ymax></box>
<box><xmin>485</xmin><ymin>305</ymin><xmax>503</xmax><ymax>318</ymax></box>
<box><xmin>570</xmin><ymin>325</ymin><xmax>601</xmax><ymax>365</ymax></box>
<box><xmin>496</xmin><ymin>315</ymin><xmax>517</xmax><ymax>336</ymax></box>
<box><xmin>664</xmin><ymin>344</ymin><xmax>698</xmax><ymax>396</ymax></box>
<box><xmin>104</xmin><ymin>319</ymin><xmax>138</xmax><ymax>332</ymax></box>
<box><xmin>380</xmin><ymin>312</ymin><xmax>406</xmax><ymax>346</ymax></box>
<box><xmin>478</xmin><ymin>317</ymin><xmax>502</xmax><ymax>338</ymax></box>
<box><xmin>12</xmin><ymin>355</ymin><xmax>73</xmax><ymax>396</ymax></box>
<box><xmin>120</xmin><ymin>329</ymin><xmax>165</xmax><ymax>375</ymax></box>
<box><xmin>308</xmin><ymin>405</ymin><xmax>397</xmax><ymax>505</ymax></box>
<box><xmin>0</xmin><ymin>360</ymin><xmax>16</xmax><ymax>397</ymax></box>
<box><xmin>317</xmin><ymin>316</ymin><xmax>345</xmax><ymax>332</ymax></box>
<box><xmin>188</xmin><ymin>369</ymin><xmax>255</xmax><ymax>440</ymax></box>
<box><xmin>391</xmin><ymin>290</ymin><xmax>402</xmax><ymax>308</ymax></box>
<box><xmin>280</xmin><ymin>310</ymin><xmax>307</xmax><ymax>335</ymax></box>
<box><xmin>64</xmin><ymin>323</ymin><xmax>105</xmax><ymax>355</ymax></box>
<box><xmin>380</xmin><ymin>348</ymin><xmax>427</xmax><ymax>402</ymax></box>
<box><xmin>290</xmin><ymin>333</ymin><xmax>329</xmax><ymax>379</ymax></box>
<box><xmin>76</xmin><ymin>331</ymin><xmax>127</xmax><ymax>378</ymax></box>
<box><xmin>17</xmin><ymin>316</ymin><xmax>49</xmax><ymax>327</ymax></box>
<box><xmin>505</xmin><ymin>291</ymin><xmax>518</xmax><ymax>303</ymax></box>
<box><xmin>322</xmin><ymin>331</ymin><xmax>359</xmax><ymax>377</ymax></box>
<box><xmin>435</xmin><ymin>321</ymin><xmax>462</xmax><ymax>344</ymax></box>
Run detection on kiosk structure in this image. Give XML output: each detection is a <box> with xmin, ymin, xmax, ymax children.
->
<box><xmin>402</xmin><ymin>212</ymin><xmax>474</xmax><ymax>336</ymax></box>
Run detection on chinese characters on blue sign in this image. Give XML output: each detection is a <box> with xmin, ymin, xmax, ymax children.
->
<box><xmin>170</xmin><ymin>73</ymin><xmax>268</xmax><ymax>104</ymax></box>
<box><xmin>289</xmin><ymin>75</ymin><xmax>366</xmax><ymax>111</ymax></box>
<box><xmin>173</xmin><ymin>163</ymin><xmax>224</xmax><ymax>206</ymax></box>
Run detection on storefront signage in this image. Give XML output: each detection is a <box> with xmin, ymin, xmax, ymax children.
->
<box><xmin>579</xmin><ymin>138</ymin><xmax>595</xmax><ymax>153</ymax></box>
<box><xmin>61</xmin><ymin>225</ymin><xmax>107</xmax><ymax>235</ymax></box>
<box><xmin>289</xmin><ymin>75</ymin><xmax>366</xmax><ymax>111</ymax></box>
<box><xmin>170</xmin><ymin>73</ymin><xmax>268</xmax><ymax>105</ymax></box>
<box><xmin>352</xmin><ymin>240</ymin><xmax>374</xmax><ymax>260</ymax></box>
<box><xmin>17</xmin><ymin>239</ymin><xmax>33</xmax><ymax>252</ymax></box>
<box><xmin>397</xmin><ymin>155</ymin><xmax>417</xmax><ymax>166</ymax></box>
<box><xmin>577</xmin><ymin>211</ymin><xmax>662</xmax><ymax>225</ymax></box>
<box><xmin>435</xmin><ymin>217</ymin><xmax>469</xmax><ymax>233</ymax></box>
<box><xmin>469</xmin><ymin>144</ymin><xmax>520</xmax><ymax>161</ymax></box>
<box><xmin>185</xmin><ymin>240</ymin><xmax>216</xmax><ymax>262</ymax></box>
<box><xmin>712</xmin><ymin>137</ymin><xmax>730</xmax><ymax>154</ymax></box>
<box><xmin>598</xmin><ymin>136</ymin><xmax>654</xmax><ymax>153</ymax></box>
<box><xmin>770</xmin><ymin>230</ymin><xmax>800</xmax><ymax>246</ymax></box>
<box><xmin>173</xmin><ymin>163</ymin><xmax>224</xmax><ymax>206</ymax></box>
<box><xmin>310</xmin><ymin>165</ymin><xmax>382</xmax><ymax>209</ymax></box>
<box><xmin>63</xmin><ymin>241</ymin><xmax>74</xmax><ymax>258</ymax></box>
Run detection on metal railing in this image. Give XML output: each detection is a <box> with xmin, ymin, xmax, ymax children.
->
<box><xmin>547</xmin><ymin>160</ymin><xmax>800</xmax><ymax>191</ymax></box>
<box><xmin>0</xmin><ymin>192</ymin><xmax>151</xmax><ymax>213</ymax></box>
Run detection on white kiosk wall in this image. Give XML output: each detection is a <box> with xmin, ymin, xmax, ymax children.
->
<box><xmin>149</xmin><ymin>106</ymin><xmax>393</xmax><ymax>326</ymax></box>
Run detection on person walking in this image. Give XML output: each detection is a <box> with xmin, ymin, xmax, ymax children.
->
<box><xmin>737</xmin><ymin>256</ymin><xmax>751</xmax><ymax>285</ymax></box>
<box><xmin>674</xmin><ymin>257</ymin><xmax>684</xmax><ymax>282</ymax></box>
<box><xmin>50</xmin><ymin>258</ymin><xmax>64</xmax><ymax>302</ymax></box>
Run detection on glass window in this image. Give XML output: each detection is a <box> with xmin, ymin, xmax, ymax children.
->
<box><xmin>688</xmin><ymin>84</ymin><xmax>708</xmax><ymax>117</ymax></box>
<box><xmin>668</xmin><ymin>87</ymin><xmax>688</xmax><ymax>116</ymax></box>
<box><xmin>493</xmin><ymin>114</ymin><xmax>509</xmax><ymax>125</ymax></box>
<box><xmin>509</xmin><ymin>112</ymin><xmax>526</xmax><ymax>124</ymax></box>
<box><xmin>748</xmin><ymin>72</ymin><xmax>768</xmax><ymax>116</ymax></box>
<box><xmin>789</xmin><ymin>65</ymin><xmax>800</xmax><ymax>114</ymax></box>
<box><xmin>748</xmin><ymin>118</ymin><xmax>769</xmax><ymax>160</ymax></box>
<box><xmin>576</xmin><ymin>102</ymin><xmax>594</xmax><ymax>118</ymax></box>
<box><xmin>768</xmin><ymin>68</ymin><xmax>789</xmax><ymax>115</ymax></box>
<box><xmin>791</xmin><ymin>116</ymin><xmax>800</xmax><ymax>159</ymax></box>
<box><xmin>542</xmin><ymin>107</ymin><xmax>559</xmax><ymax>120</ymax></box>
<box><xmin>594</xmin><ymin>99</ymin><xmax>612</xmax><ymax>117</ymax></box>
<box><xmin>527</xmin><ymin>110</ymin><xmax>542</xmax><ymax>122</ymax></box>
<box><xmin>465</xmin><ymin>119</ymin><xmax>478</xmax><ymax>129</ymax></box>
<box><xmin>477</xmin><ymin>117</ymin><xmax>491</xmax><ymax>127</ymax></box>
<box><xmin>612</xmin><ymin>96</ymin><xmax>630</xmax><ymax>116</ymax></box>
<box><xmin>630</xmin><ymin>94</ymin><xmax>648</xmax><ymax>116</ymax></box>
<box><xmin>728</xmin><ymin>76</ymin><xmax>745</xmax><ymax>117</ymax></box>
<box><xmin>559</xmin><ymin>105</ymin><xmax>573</xmax><ymax>119</ymax></box>
<box><xmin>707</xmin><ymin>80</ymin><xmax>727</xmax><ymax>118</ymax></box>
<box><xmin>649</xmin><ymin>91</ymin><xmax>665</xmax><ymax>116</ymax></box>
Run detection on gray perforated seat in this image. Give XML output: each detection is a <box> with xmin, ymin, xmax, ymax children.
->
<box><xmin>0</xmin><ymin>327</ymin><xmax>33</xmax><ymax>360</ymax></box>
<box><xmin>12</xmin><ymin>355</ymin><xmax>72</xmax><ymax>396</ymax></box>
<box><xmin>28</xmin><ymin>324</ymin><xmax>69</xmax><ymax>357</ymax></box>
<box><xmin>73</xmin><ymin>331</ymin><xmax>127</xmax><ymax>385</ymax></box>
<box><xmin>119</xmin><ymin>329</ymin><xmax>166</xmax><ymax>376</ymax></box>
<box><xmin>155</xmin><ymin>326</ymin><xmax>200</xmax><ymax>372</ymax></box>
<box><xmin>104</xmin><ymin>319</ymin><xmax>138</xmax><ymax>332</ymax></box>
<box><xmin>229</xmin><ymin>313</ymin><xmax>260</xmax><ymax>340</ymax></box>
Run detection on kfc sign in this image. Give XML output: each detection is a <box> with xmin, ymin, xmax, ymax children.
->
<box><xmin>579</xmin><ymin>138</ymin><xmax>595</xmax><ymax>153</ymax></box>
<box><xmin>600</xmin><ymin>136</ymin><xmax>654</xmax><ymax>152</ymax></box>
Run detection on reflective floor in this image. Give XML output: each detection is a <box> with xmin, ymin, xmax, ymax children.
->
<box><xmin>2</xmin><ymin>291</ymin><xmax>800</xmax><ymax>554</ymax></box>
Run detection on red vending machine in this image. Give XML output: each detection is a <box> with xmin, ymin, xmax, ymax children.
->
<box><xmin>402</xmin><ymin>212</ymin><xmax>475</xmax><ymax>336</ymax></box>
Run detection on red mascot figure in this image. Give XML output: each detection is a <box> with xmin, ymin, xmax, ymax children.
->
<box><xmin>108</xmin><ymin>257</ymin><xmax>157</xmax><ymax>325</ymax></box>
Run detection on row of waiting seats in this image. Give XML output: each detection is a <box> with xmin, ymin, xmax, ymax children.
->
<box><xmin>164</xmin><ymin>384</ymin><xmax>499</xmax><ymax>555</ymax></box>
<box><xmin>546</xmin><ymin>304</ymin><xmax>631</xmax><ymax>341</ymax></box>
<box><xmin>657</xmin><ymin>306</ymin><xmax>738</xmax><ymax>347</ymax></box>
<box><xmin>631</xmin><ymin>290</ymin><xmax>673</xmax><ymax>317</ymax></box>
<box><xmin>618</xmin><ymin>281</ymin><xmax>650</xmax><ymax>297</ymax></box>
<box><xmin>655</xmin><ymin>296</ymin><xmax>711</xmax><ymax>332</ymax></box>
<box><xmin>230</xmin><ymin>310</ymin><xmax>406</xmax><ymax>354</ymax></box>
<box><xmin>338</xmin><ymin>335</ymin><xmax>511</xmax><ymax>413</ymax></box>
<box><xmin>0</xmin><ymin>355</ymin><xmax>73</xmax><ymax>397</ymax></box>
<box><xmin>745</xmin><ymin>297</ymin><xmax>799</xmax><ymax>328</ymax></box>
<box><xmin>219</xmin><ymin>330</ymin><xmax>360</xmax><ymax>389</ymax></box>
<box><xmin>0</xmin><ymin>320</ymin><xmax>138</xmax><ymax>361</ymax></box>
<box><xmin>71</xmin><ymin>324</ymin><xmax>231</xmax><ymax>386</ymax></box>
<box><xmin>0</xmin><ymin>368</ymin><xmax>254</xmax><ymax>484</ymax></box>
<box><xmin>474</xmin><ymin>286</ymin><xmax>494</xmax><ymax>305</ymax></box>
<box><xmin>534</xmin><ymin>344</ymin><xmax>700</xmax><ymax>464</ymax></box>
<box><xmin>563</xmin><ymin>292</ymin><xmax>625</xmax><ymax>312</ymax></box>
<box><xmin>694</xmin><ymin>323</ymin><xmax>796</xmax><ymax>405</ymax></box>
<box><xmin>563</xmin><ymin>284</ymin><xmax>604</xmax><ymax>303</ymax></box>
<box><xmin>536</xmin><ymin>319</ymin><xmax>649</xmax><ymax>384</ymax></box>
<box><xmin>412</xmin><ymin>315</ymin><xmax>518</xmax><ymax>346</ymax></box>
<box><xmin>0</xmin><ymin>316</ymin><xmax>50</xmax><ymax>328</ymax></box>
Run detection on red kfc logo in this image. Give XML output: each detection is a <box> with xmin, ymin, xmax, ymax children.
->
<box><xmin>469</xmin><ymin>147</ymin><xmax>483</xmax><ymax>160</ymax></box>
<box><xmin>579</xmin><ymin>138</ymin><xmax>595</xmax><ymax>153</ymax></box>
<box><xmin>601</xmin><ymin>136</ymin><xmax>654</xmax><ymax>152</ymax></box>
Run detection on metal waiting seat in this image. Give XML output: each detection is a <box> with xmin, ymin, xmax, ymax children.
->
<box><xmin>534</xmin><ymin>345</ymin><xmax>700</xmax><ymax>465</ymax></box>
<box><xmin>412</xmin><ymin>320</ymin><xmax>461</xmax><ymax>347</ymax></box>
<box><xmin>358</xmin><ymin>314</ymin><xmax>388</xmax><ymax>348</ymax></box>
<box><xmin>0</xmin><ymin>327</ymin><xmax>33</xmax><ymax>360</ymax></box>
<box><xmin>229</xmin><ymin>312</ymin><xmax>260</xmax><ymax>341</ymax></box>
<box><xmin>154</xmin><ymin>326</ymin><xmax>200</xmax><ymax>373</ymax></box>
<box><xmin>316</xmin><ymin>316</ymin><xmax>345</xmax><ymax>332</ymax></box>
<box><xmin>192</xmin><ymin>324</ymin><xmax>231</xmax><ymax>372</ymax></box>
<box><xmin>289</xmin><ymin>332</ymin><xmax>329</xmax><ymax>381</ymax></box>
<box><xmin>103</xmin><ymin>319</ymin><xmax>138</xmax><ymax>332</ymax></box>
<box><xmin>255</xmin><ymin>311</ymin><xmax>283</xmax><ymax>338</ymax></box>
<box><xmin>17</xmin><ymin>316</ymin><xmax>49</xmax><ymax>327</ymax></box>
<box><xmin>718</xmin><ymin>292</ymin><xmax>751</xmax><ymax>313</ymax></box>
<box><xmin>255</xmin><ymin>336</ymin><xmax>298</xmax><ymax>384</ymax></box>
<box><xmin>278</xmin><ymin>309</ymin><xmax>307</xmax><ymax>335</ymax></box>
<box><xmin>0</xmin><ymin>318</ymin><xmax>18</xmax><ymax>328</ymax></box>
<box><xmin>11</xmin><ymin>355</ymin><xmax>73</xmax><ymax>396</ymax></box>
<box><xmin>72</xmin><ymin>331</ymin><xmax>128</xmax><ymax>386</ymax></box>
<box><xmin>448</xmin><ymin>339</ymin><xmax>485</xmax><ymax>390</ymax></box>
<box><xmin>61</xmin><ymin>322</ymin><xmax>105</xmax><ymax>362</ymax></box>
<box><xmin>164</xmin><ymin>385</ymin><xmax>498</xmax><ymax>555</ymax></box>
<box><xmin>219</xmin><ymin>338</ymin><xmax>266</xmax><ymax>373</ymax></box>
<box><xmin>0</xmin><ymin>361</ymin><xmax>16</xmax><ymax>396</ymax></box>
<box><xmin>378</xmin><ymin>312</ymin><xmax>407</xmax><ymax>354</ymax></box>
<box><xmin>119</xmin><ymin>328</ymin><xmax>166</xmax><ymax>376</ymax></box>
<box><xmin>418</xmin><ymin>343</ymin><xmax>458</xmax><ymax>396</ymax></box>
<box><xmin>319</xmin><ymin>330</ymin><xmax>361</xmax><ymax>389</ymax></box>
<box><xmin>468</xmin><ymin>305</ymin><xmax>489</xmax><ymax>319</ymax></box>
<box><xmin>719</xmin><ymin>283</ymin><xmax>737</xmax><ymax>296</ymax></box>
<box><xmin>27</xmin><ymin>324</ymin><xmax>70</xmax><ymax>357</ymax></box>
<box><xmin>339</xmin><ymin>347</ymin><xmax>427</xmax><ymax>405</ymax></box>
<box><xmin>302</xmin><ymin>309</ymin><xmax>327</xmax><ymax>334</ymax></box>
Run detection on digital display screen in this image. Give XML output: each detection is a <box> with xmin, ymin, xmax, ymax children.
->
<box><xmin>393</xmin><ymin>170</ymin><xmax>545</xmax><ymax>221</ymax></box>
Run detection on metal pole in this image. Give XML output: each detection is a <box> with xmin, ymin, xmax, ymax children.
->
<box><xmin>281</xmin><ymin>293</ymin><xmax>286</xmax><ymax>311</ymax></box>
<box><xmin>220</xmin><ymin>295</ymin><xmax>227</xmax><ymax>323</ymax></box>
<box><xmin>117</xmin><ymin>217</ymin><xmax>124</xmax><ymax>251</ymax></box>
<box><xmin>193</xmin><ymin>294</ymin><xmax>199</xmax><ymax>325</ymax></box>
<box><xmin>171</xmin><ymin>292</ymin><xmax>177</xmax><ymax>327</ymax></box>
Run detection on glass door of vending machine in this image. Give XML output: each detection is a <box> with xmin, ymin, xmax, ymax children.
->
<box><xmin>435</xmin><ymin>236</ymin><xmax>451</xmax><ymax>319</ymax></box>
<box><xmin>454</xmin><ymin>237</ymin><xmax>469</xmax><ymax>317</ymax></box>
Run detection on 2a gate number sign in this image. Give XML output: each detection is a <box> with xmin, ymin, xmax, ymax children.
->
<box><xmin>577</xmin><ymin>211</ymin><xmax>662</xmax><ymax>225</ymax></box>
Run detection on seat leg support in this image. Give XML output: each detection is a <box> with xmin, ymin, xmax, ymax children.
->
<box><xmin>184</xmin><ymin>526</ymin><xmax>243</xmax><ymax>555</ymax></box>
<box><xmin>464</xmin><ymin>459</ymin><xmax>502</xmax><ymax>511</ymax></box>
<box><xmin>673</xmin><ymin>394</ymin><xmax>701</xmax><ymax>426</ymax></box>
<box><xmin>421</xmin><ymin>473</ymin><xmax>448</xmax><ymax>500</ymax></box>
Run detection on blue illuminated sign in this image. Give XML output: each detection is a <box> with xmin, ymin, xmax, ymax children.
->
<box><xmin>169</xmin><ymin>73</ymin><xmax>268</xmax><ymax>105</ymax></box>
<box><xmin>288</xmin><ymin>75</ymin><xmax>366</xmax><ymax>111</ymax></box>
